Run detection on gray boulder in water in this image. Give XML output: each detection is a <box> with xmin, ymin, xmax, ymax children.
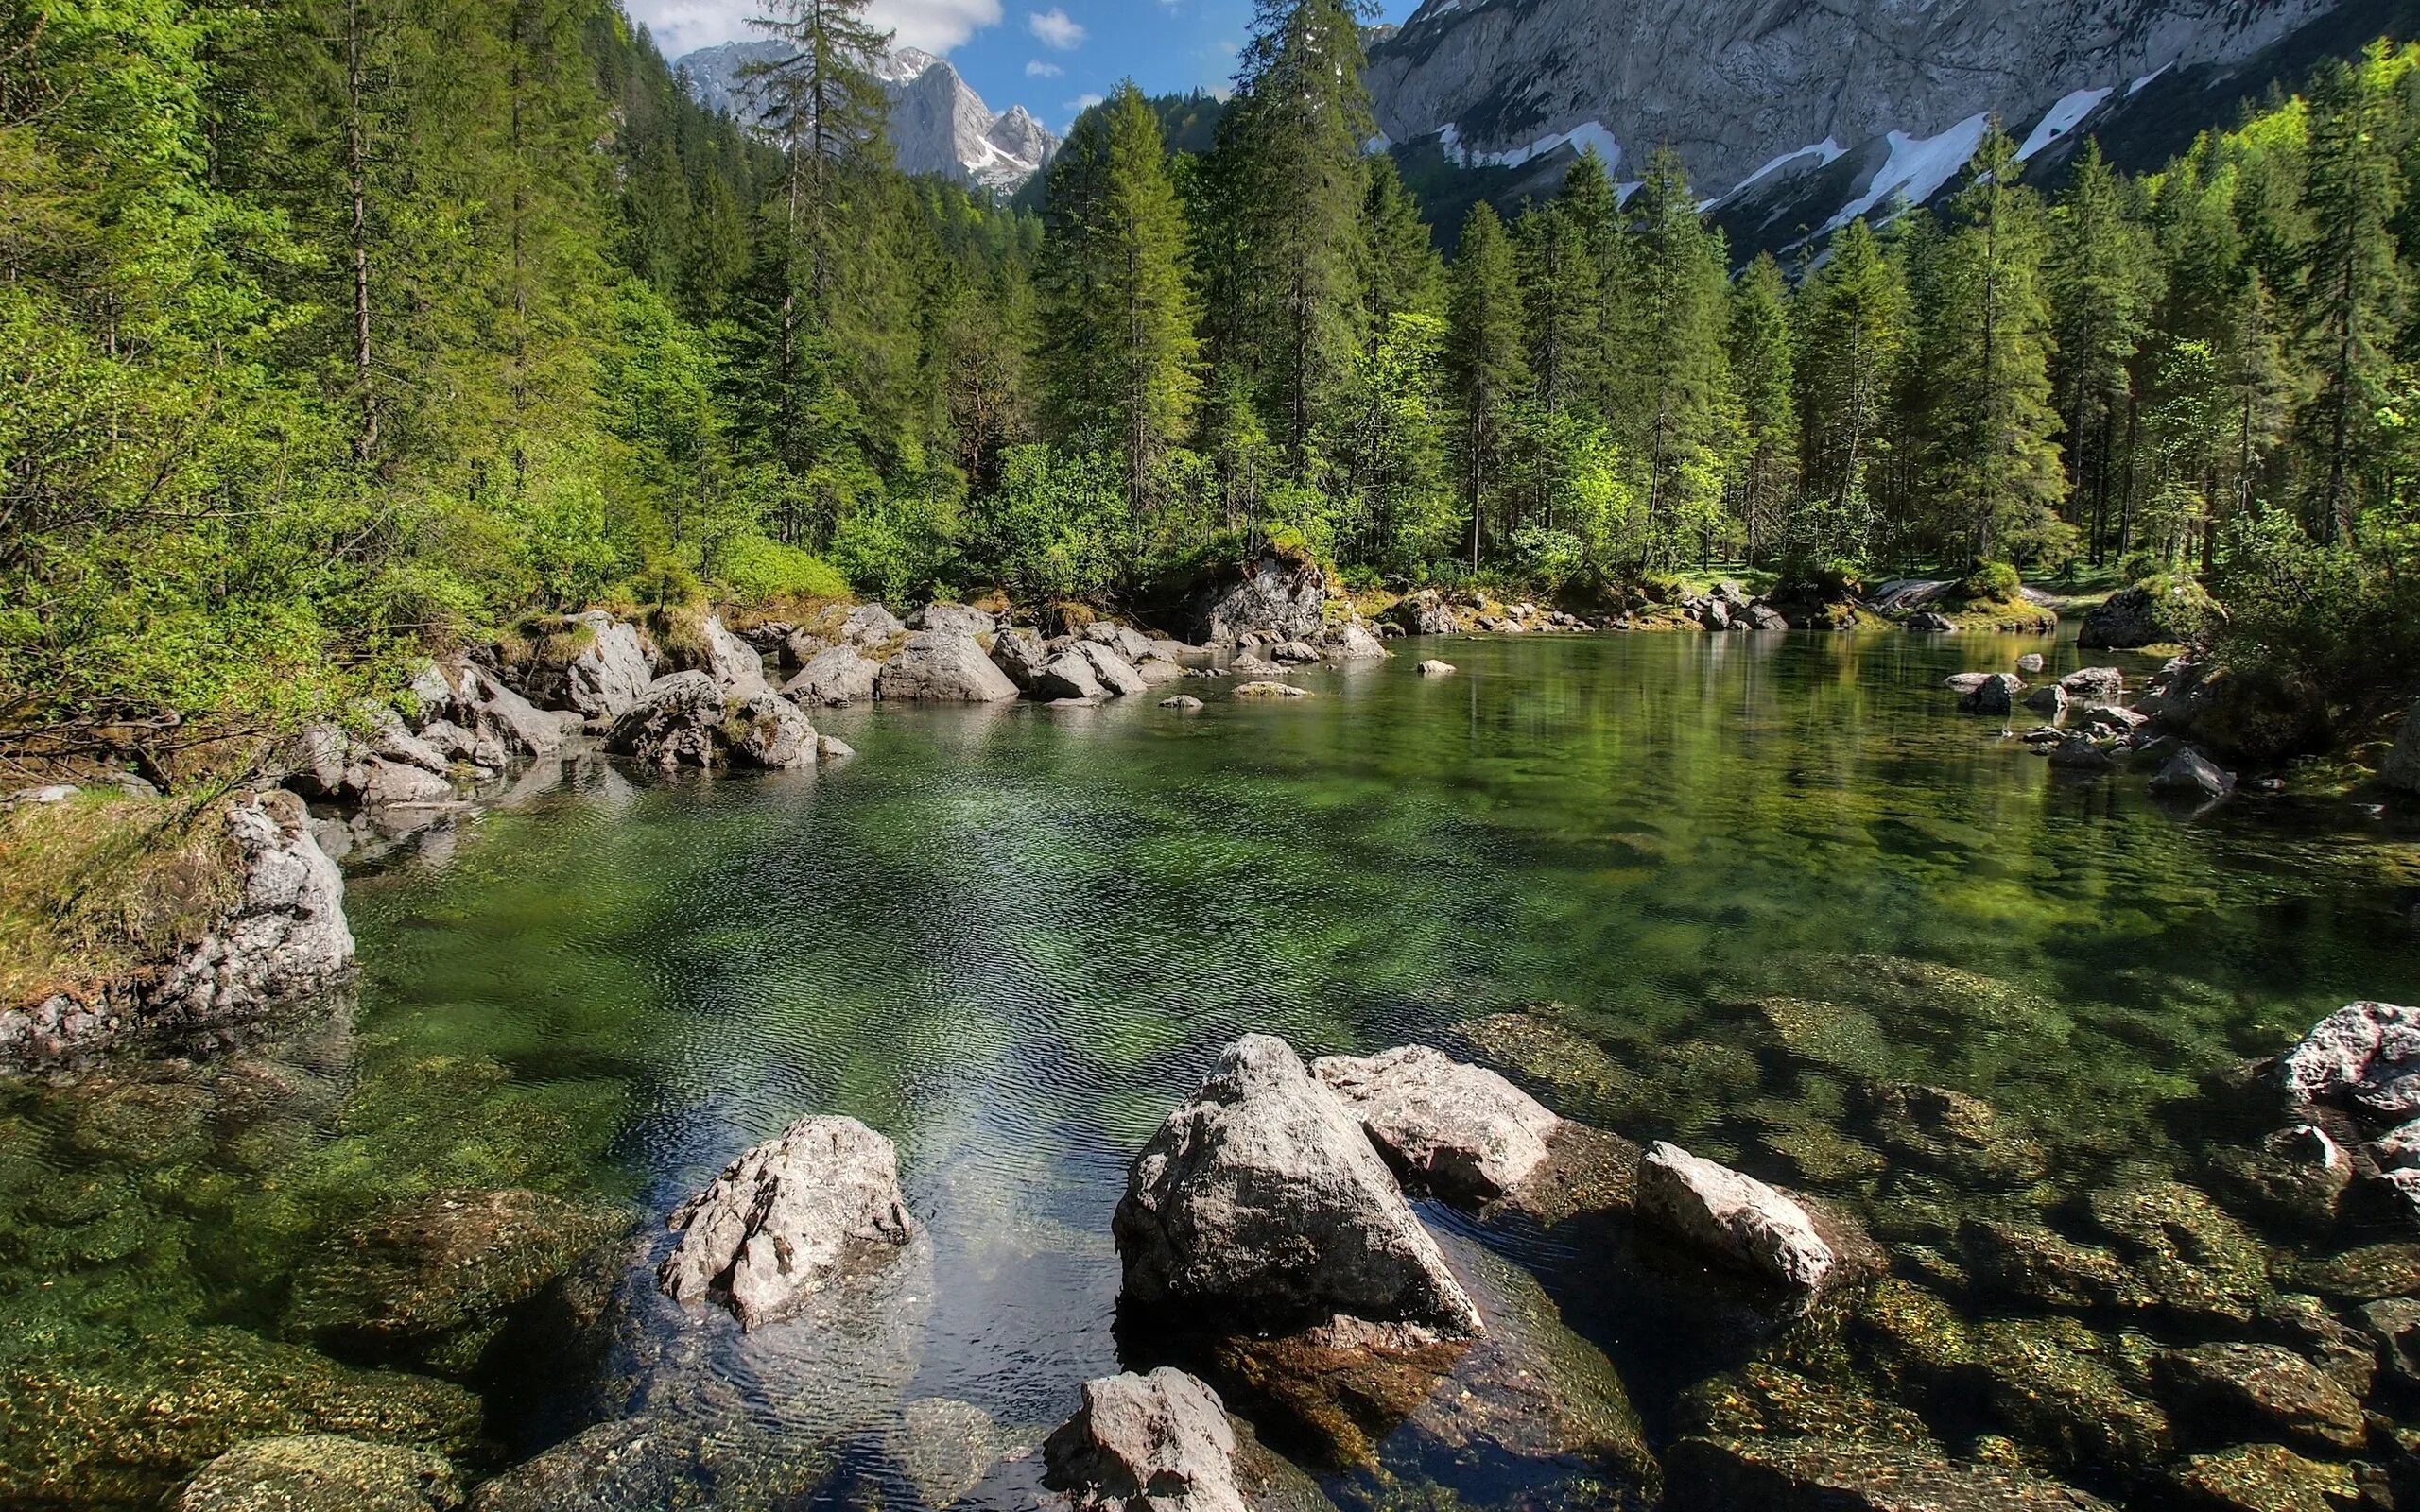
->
<box><xmin>786</xmin><ymin>644</ymin><xmax>883</xmax><ymax>707</ymax></box>
<box><xmin>876</xmin><ymin>631</ymin><xmax>1022</xmax><ymax>702</ymax></box>
<box><xmin>147</xmin><ymin>793</ymin><xmax>356</xmax><ymax>1030</ymax></box>
<box><xmin>1078</xmin><ymin>643</ymin><xmax>1150</xmax><ymax>697</ymax></box>
<box><xmin>1199</xmin><ymin>551</ymin><xmax>1327</xmax><ymax>647</ymax></box>
<box><xmin>1311</xmin><ymin>1044</ymin><xmax>1561</xmax><ymax>1206</ymax></box>
<box><xmin>2281</xmin><ymin>1003</ymin><xmax>2420</xmax><ymax>1118</ymax></box>
<box><xmin>603</xmin><ymin>672</ymin><xmax>723</xmax><ymax>769</ymax></box>
<box><xmin>2149</xmin><ymin>747</ymin><xmax>2235</xmax><ymax>802</ymax></box>
<box><xmin>1637</xmin><ymin>1142</ymin><xmax>1835</xmax><ymax>1293</ymax></box>
<box><xmin>989</xmin><ymin>626</ymin><xmax>1051</xmax><ymax>691</ymax></box>
<box><xmin>1042</xmin><ymin>1368</ymin><xmax>1247</xmax><ymax>1512</ymax></box>
<box><xmin>721</xmin><ymin>693</ymin><xmax>818</xmax><ymax>770</ymax></box>
<box><xmin>558</xmin><ymin>611</ymin><xmax>656</xmax><ymax>719</ymax></box>
<box><xmin>658</xmin><ymin>1114</ymin><xmax>916</xmax><ymax>1331</ymax></box>
<box><xmin>2061</xmin><ymin>666</ymin><xmax>2125</xmax><ymax>702</ymax></box>
<box><xmin>1114</xmin><ymin>1035</ymin><xmax>1483</xmax><ymax>1337</ymax></box>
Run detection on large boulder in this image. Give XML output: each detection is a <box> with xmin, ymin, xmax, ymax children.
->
<box><xmin>658</xmin><ymin>1114</ymin><xmax>916</xmax><ymax>1332</ymax></box>
<box><xmin>989</xmin><ymin>627</ymin><xmax>1052</xmax><ymax>691</ymax></box>
<box><xmin>908</xmin><ymin>603</ymin><xmax>997</xmax><ymax>638</ymax></box>
<box><xmin>876</xmin><ymin>631</ymin><xmax>1022</xmax><ymax>702</ymax></box>
<box><xmin>1322</xmin><ymin>623</ymin><xmax>1390</xmax><ymax>662</ymax></box>
<box><xmin>1309</xmin><ymin>1045</ymin><xmax>1561</xmax><ymax>1206</ymax></box>
<box><xmin>462</xmin><ymin>669</ymin><xmax>563</xmax><ymax>763</ymax></box>
<box><xmin>602</xmin><ymin>672</ymin><xmax>722</xmax><ymax>769</ymax></box>
<box><xmin>786</xmin><ymin>644</ymin><xmax>883</xmax><ymax>707</ymax></box>
<box><xmin>1665</xmin><ymin>1435</ymin><xmax>2115</xmax><ymax>1512</ymax></box>
<box><xmin>2282</xmin><ymin>1003</ymin><xmax>2420</xmax><ymax>1117</ymax></box>
<box><xmin>179</xmin><ymin>1435</ymin><xmax>461</xmax><ymax>1512</ymax></box>
<box><xmin>286</xmin><ymin>1189</ymin><xmax>629</xmax><ymax>1378</ymax></box>
<box><xmin>146</xmin><ymin>793</ymin><xmax>356</xmax><ymax>1034</ymax></box>
<box><xmin>699</xmin><ymin>615</ymin><xmax>770</xmax><ymax>698</ymax></box>
<box><xmin>543</xmin><ymin>611</ymin><xmax>655</xmax><ymax>720</ymax></box>
<box><xmin>1038</xmin><ymin>652</ymin><xmax>1108</xmax><ymax>701</ymax></box>
<box><xmin>1637</xmin><ymin>1143</ymin><xmax>1834</xmax><ymax>1293</ymax></box>
<box><xmin>1114</xmin><ymin>1035</ymin><xmax>1482</xmax><ymax>1337</ymax></box>
<box><xmin>720</xmin><ymin>693</ymin><xmax>818</xmax><ymax>770</ymax></box>
<box><xmin>842</xmin><ymin>602</ymin><xmax>906</xmax><ymax>645</ymax></box>
<box><xmin>2384</xmin><ymin>701</ymin><xmax>2420</xmax><ymax>794</ymax></box>
<box><xmin>1959</xmin><ymin>674</ymin><xmax>2022</xmax><ymax>715</ymax></box>
<box><xmin>2061</xmin><ymin>667</ymin><xmax>2125</xmax><ymax>702</ymax></box>
<box><xmin>1198</xmin><ymin>550</ymin><xmax>1327</xmax><ymax>647</ymax></box>
<box><xmin>1078</xmin><ymin>643</ymin><xmax>1150</xmax><ymax>698</ymax></box>
<box><xmin>2149</xmin><ymin>747</ymin><xmax>2236</xmax><ymax>802</ymax></box>
<box><xmin>1041</xmin><ymin>1368</ymin><xmax>1246</xmax><ymax>1512</ymax></box>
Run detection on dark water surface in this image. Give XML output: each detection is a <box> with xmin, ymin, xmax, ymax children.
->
<box><xmin>9</xmin><ymin>630</ymin><xmax>2420</xmax><ymax>1507</ymax></box>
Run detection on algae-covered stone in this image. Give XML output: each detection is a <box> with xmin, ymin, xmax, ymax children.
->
<box><xmin>179</xmin><ymin>1435</ymin><xmax>462</xmax><ymax>1512</ymax></box>
<box><xmin>1750</xmin><ymin>997</ymin><xmax>1893</xmax><ymax>1078</ymax></box>
<box><xmin>2165</xmin><ymin>1442</ymin><xmax>2360</xmax><ymax>1512</ymax></box>
<box><xmin>1971</xmin><ymin>1317</ymin><xmax>2173</xmax><ymax>1479</ymax></box>
<box><xmin>885</xmin><ymin>1399</ymin><xmax>1010</xmax><ymax>1509</ymax></box>
<box><xmin>1848</xmin><ymin>1278</ymin><xmax>1974</xmax><ymax>1392</ymax></box>
<box><xmin>1676</xmin><ymin>1363</ymin><xmax>1937</xmax><ymax>1452</ymax></box>
<box><xmin>2205</xmin><ymin>1125</ymin><xmax>2354</xmax><ymax>1233</ymax></box>
<box><xmin>466</xmin><ymin>1414</ymin><xmax>825</xmax><ymax>1512</ymax></box>
<box><xmin>0</xmin><ymin>1325</ymin><xmax>480</xmax><ymax>1509</ymax></box>
<box><xmin>1858</xmin><ymin>1083</ymin><xmax>2049</xmax><ymax>1192</ymax></box>
<box><xmin>1449</xmin><ymin>1013</ymin><xmax>1648</xmax><ymax>1128</ymax></box>
<box><xmin>1786</xmin><ymin>954</ymin><xmax>2064</xmax><ymax>1034</ymax></box>
<box><xmin>1959</xmin><ymin>1217</ymin><xmax>2149</xmax><ymax>1312</ymax></box>
<box><xmin>2291</xmin><ymin>1243</ymin><xmax>2420</xmax><ymax>1303</ymax></box>
<box><xmin>285</xmin><ymin>1188</ymin><xmax>630</xmax><ymax>1377</ymax></box>
<box><xmin>1664</xmin><ymin>1435</ymin><xmax>2117</xmax><ymax>1511</ymax></box>
<box><xmin>2153</xmin><ymin>1344</ymin><xmax>2366</xmax><ymax>1452</ymax></box>
<box><xmin>2086</xmin><ymin>1178</ymin><xmax>2271</xmax><ymax>1324</ymax></box>
<box><xmin>1759</xmin><ymin>1124</ymin><xmax>1887</xmax><ymax>1187</ymax></box>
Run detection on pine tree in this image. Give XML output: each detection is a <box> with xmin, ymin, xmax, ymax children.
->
<box><xmin>1364</xmin><ymin>153</ymin><xmax>1446</xmax><ymax>328</ymax></box>
<box><xmin>1794</xmin><ymin>218</ymin><xmax>1906</xmax><ymax>562</ymax></box>
<box><xmin>1446</xmin><ymin>202</ymin><xmax>1529</xmax><ymax>570</ymax></box>
<box><xmin>1727</xmin><ymin>253</ymin><xmax>1796</xmax><ymax>566</ymax></box>
<box><xmin>2295</xmin><ymin>53</ymin><xmax>2410</xmax><ymax>541</ymax></box>
<box><xmin>1219</xmin><ymin>0</ymin><xmax>1375</xmax><ymax>475</ymax></box>
<box><xmin>2048</xmin><ymin>139</ymin><xmax>2163</xmax><ymax>561</ymax></box>
<box><xmin>1038</xmin><ymin>83</ymin><xmax>1201</xmax><ymax>532</ymax></box>
<box><xmin>1604</xmin><ymin>146</ymin><xmax>1735</xmax><ymax>569</ymax></box>
<box><xmin>1922</xmin><ymin>122</ymin><xmax>2066</xmax><ymax>564</ymax></box>
<box><xmin>1515</xmin><ymin>203</ymin><xmax>1601</xmax><ymax>419</ymax></box>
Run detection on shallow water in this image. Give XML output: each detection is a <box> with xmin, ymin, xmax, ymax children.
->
<box><xmin>8</xmin><ymin>630</ymin><xmax>2420</xmax><ymax>1507</ymax></box>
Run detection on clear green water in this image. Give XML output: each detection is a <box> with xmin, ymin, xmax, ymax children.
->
<box><xmin>7</xmin><ymin>631</ymin><xmax>2420</xmax><ymax>1506</ymax></box>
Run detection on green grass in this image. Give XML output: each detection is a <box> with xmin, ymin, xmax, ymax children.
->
<box><xmin>0</xmin><ymin>794</ymin><xmax>242</xmax><ymax>1008</ymax></box>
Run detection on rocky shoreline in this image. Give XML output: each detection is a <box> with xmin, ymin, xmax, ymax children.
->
<box><xmin>94</xmin><ymin>994</ymin><xmax>2420</xmax><ymax>1512</ymax></box>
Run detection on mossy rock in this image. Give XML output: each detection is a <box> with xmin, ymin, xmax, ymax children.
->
<box><xmin>1663</xmin><ymin>1435</ymin><xmax>2117</xmax><ymax>1512</ymax></box>
<box><xmin>2086</xmin><ymin>1177</ymin><xmax>2272</xmax><ymax>1325</ymax></box>
<box><xmin>1748</xmin><ymin>998</ymin><xmax>1893</xmax><ymax>1079</ymax></box>
<box><xmin>1970</xmin><ymin>1316</ymin><xmax>2174</xmax><ymax>1479</ymax></box>
<box><xmin>1757</xmin><ymin>1124</ymin><xmax>1888</xmax><ymax>1189</ymax></box>
<box><xmin>1959</xmin><ymin>1217</ymin><xmax>2150</xmax><ymax>1313</ymax></box>
<box><xmin>1782</xmin><ymin>954</ymin><xmax>2063</xmax><ymax>1036</ymax></box>
<box><xmin>2152</xmin><ymin>1343</ymin><xmax>2368</xmax><ymax>1454</ymax></box>
<box><xmin>2290</xmin><ymin>1243</ymin><xmax>2420</xmax><ymax>1303</ymax></box>
<box><xmin>64</xmin><ymin>1077</ymin><xmax>219</xmax><ymax>1164</ymax></box>
<box><xmin>179</xmin><ymin>1435</ymin><xmax>463</xmax><ymax>1512</ymax></box>
<box><xmin>0</xmin><ymin>1325</ymin><xmax>481</xmax><ymax>1509</ymax></box>
<box><xmin>1848</xmin><ymin>1279</ymin><xmax>1974</xmax><ymax>1392</ymax></box>
<box><xmin>1858</xmin><ymin>1083</ymin><xmax>2050</xmax><ymax>1193</ymax></box>
<box><xmin>1448</xmin><ymin>1012</ymin><xmax>1649</xmax><ymax>1128</ymax></box>
<box><xmin>285</xmin><ymin>1188</ymin><xmax>632</xmax><ymax>1379</ymax></box>
<box><xmin>1676</xmin><ymin>1363</ymin><xmax>1938</xmax><ymax>1452</ymax></box>
<box><xmin>465</xmin><ymin>1413</ymin><xmax>830</xmax><ymax>1512</ymax></box>
<box><xmin>2165</xmin><ymin>1442</ymin><xmax>2361</xmax><ymax>1512</ymax></box>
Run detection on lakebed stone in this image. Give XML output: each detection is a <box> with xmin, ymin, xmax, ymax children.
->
<box><xmin>179</xmin><ymin>1435</ymin><xmax>461</xmax><ymax>1512</ymax></box>
<box><xmin>1042</xmin><ymin>1368</ymin><xmax>1247</xmax><ymax>1512</ymax></box>
<box><xmin>1665</xmin><ymin>1435</ymin><xmax>2116</xmax><ymax>1512</ymax></box>
<box><xmin>658</xmin><ymin>1114</ymin><xmax>915</xmax><ymax>1331</ymax></box>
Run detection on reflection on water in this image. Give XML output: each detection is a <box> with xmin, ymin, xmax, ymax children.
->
<box><xmin>6</xmin><ymin>630</ymin><xmax>2419</xmax><ymax>1507</ymax></box>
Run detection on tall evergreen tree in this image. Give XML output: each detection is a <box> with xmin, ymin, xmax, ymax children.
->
<box><xmin>1795</xmin><ymin>217</ymin><xmax>1906</xmax><ymax>561</ymax></box>
<box><xmin>1446</xmin><ymin>202</ymin><xmax>1529</xmax><ymax>570</ymax></box>
<box><xmin>1727</xmin><ymin>253</ymin><xmax>1796</xmax><ymax>565</ymax></box>
<box><xmin>1515</xmin><ymin>203</ymin><xmax>1602</xmax><ymax>419</ymax></box>
<box><xmin>2048</xmin><ymin>139</ymin><xmax>2163</xmax><ymax>561</ymax></box>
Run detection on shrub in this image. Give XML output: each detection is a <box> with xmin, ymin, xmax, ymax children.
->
<box><xmin>1956</xmin><ymin>560</ymin><xmax>2025</xmax><ymax>605</ymax></box>
<box><xmin>717</xmin><ymin>537</ymin><xmax>850</xmax><ymax>608</ymax></box>
<box><xmin>1772</xmin><ymin>549</ymin><xmax>1863</xmax><ymax>602</ymax></box>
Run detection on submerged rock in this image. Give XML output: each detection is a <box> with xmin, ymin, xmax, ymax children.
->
<box><xmin>1858</xmin><ymin>1083</ymin><xmax>2048</xmax><ymax>1192</ymax></box>
<box><xmin>1309</xmin><ymin>1045</ymin><xmax>1561</xmax><ymax>1207</ymax></box>
<box><xmin>285</xmin><ymin>1189</ymin><xmax>629</xmax><ymax>1379</ymax></box>
<box><xmin>2205</xmin><ymin>1125</ymin><xmax>2353</xmax><ymax>1232</ymax></box>
<box><xmin>1114</xmin><ymin>1035</ymin><xmax>1481</xmax><ymax>1337</ymax></box>
<box><xmin>1637</xmin><ymin>1143</ymin><xmax>1834</xmax><ymax>1293</ymax></box>
<box><xmin>1160</xmin><ymin>695</ymin><xmax>1205</xmax><ymax>711</ymax></box>
<box><xmin>2165</xmin><ymin>1442</ymin><xmax>2360</xmax><ymax>1512</ymax></box>
<box><xmin>2085</xmin><ymin>1178</ymin><xmax>2270</xmax><ymax>1325</ymax></box>
<box><xmin>1677</xmin><ymin>1362</ymin><xmax>1938</xmax><ymax>1453</ymax></box>
<box><xmin>1665</xmin><ymin>1435</ymin><xmax>2115</xmax><ymax>1512</ymax></box>
<box><xmin>885</xmin><ymin>1399</ymin><xmax>1010</xmax><ymax>1509</ymax></box>
<box><xmin>1972</xmin><ymin>1317</ymin><xmax>2174</xmax><ymax>1479</ymax></box>
<box><xmin>1042</xmin><ymin>1368</ymin><xmax>1246</xmax><ymax>1512</ymax></box>
<box><xmin>179</xmin><ymin>1435</ymin><xmax>461</xmax><ymax>1512</ymax></box>
<box><xmin>2153</xmin><ymin>1343</ymin><xmax>2366</xmax><ymax>1452</ymax></box>
<box><xmin>658</xmin><ymin>1114</ymin><xmax>915</xmax><ymax>1331</ymax></box>
<box><xmin>0</xmin><ymin>1325</ymin><xmax>479</xmax><ymax>1509</ymax></box>
<box><xmin>1415</xmin><ymin>660</ymin><xmax>1456</xmax><ymax>677</ymax></box>
<box><xmin>1231</xmin><ymin>680</ymin><xmax>1308</xmax><ymax>700</ymax></box>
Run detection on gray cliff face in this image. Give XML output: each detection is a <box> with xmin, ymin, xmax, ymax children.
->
<box><xmin>1370</xmin><ymin>0</ymin><xmax>2361</xmax><ymax>243</ymax></box>
<box><xmin>675</xmin><ymin>43</ymin><xmax>1059</xmax><ymax>194</ymax></box>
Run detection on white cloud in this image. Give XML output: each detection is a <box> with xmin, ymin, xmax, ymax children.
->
<box><xmin>1026</xmin><ymin>59</ymin><xmax>1063</xmax><ymax>77</ymax></box>
<box><xmin>631</xmin><ymin>0</ymin><xmax>1001</xmax><ymax>60</ymax></box>
<box><xmin>1028</xmin><ymin>6</ymin><xmax>1085</xmax><ymax>50</ymax></box>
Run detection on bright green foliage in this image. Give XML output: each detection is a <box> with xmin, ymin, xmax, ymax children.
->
<box><xmin>1793</xmin><ymin>218</ymin><xmax>1906</xmax><ymax>564</ymax></box>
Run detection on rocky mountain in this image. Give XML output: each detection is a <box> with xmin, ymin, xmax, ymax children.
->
<box><xmin>674</xmin><ymin>43</ymin><xmax>1059</xmax><ymax>195</ymax></box>
<box><xmin>1368</xmin><ymin>0</ymin><xmax>2404</xmax><ymax>254</ymax></box>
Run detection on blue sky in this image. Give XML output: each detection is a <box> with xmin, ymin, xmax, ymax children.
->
<box><xmin>635</xmin><ymin>0</ymin><xmax>1422</xmax><ymax>131</ymax></box>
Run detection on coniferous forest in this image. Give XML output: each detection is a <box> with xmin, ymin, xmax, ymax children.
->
<box><xmin>3</xmin><ymin>0</ymin><xmax>2418</xmax><ymax>768</ymax></box>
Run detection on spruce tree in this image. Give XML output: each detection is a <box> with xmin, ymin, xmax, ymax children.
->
<box><xmin>1727</xmin><ymin>253</ymin><xmax>1796</xmax><ymax>566</ymax></box>
<box><xmin>1515</xmin><ymin>203</ymin><xmax>1602</xmax><ymax>419</ymax></box>
<box><xmin>1446</xmin><ymin>202</ymin><xmax>1529</xmax><ymax>570</ymax></box>
<box><xmin>1923</xmin><ymin>122</ymin><xmax>2066</xmax><ymax>564</ymax></box>
<box><xmin>2048</xmin><ymin>140</ymin><xmax>2163</xmax><ymax>562</ymax></box>
<box><xmin>1364</xmin><ymin>154</ymin><xmax>1446</xmax><ymax>328</ymax></box>
<box><xmin>1795</xmin><ymin>218</ymin><xmax>1906</xmax><ymax>562</ymax></box>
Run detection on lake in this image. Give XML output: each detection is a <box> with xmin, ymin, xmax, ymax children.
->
<box><xmin>8</xmin><ymin>629</ymin><xmax>2419</xmax><ymax>1508</ymax></box>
